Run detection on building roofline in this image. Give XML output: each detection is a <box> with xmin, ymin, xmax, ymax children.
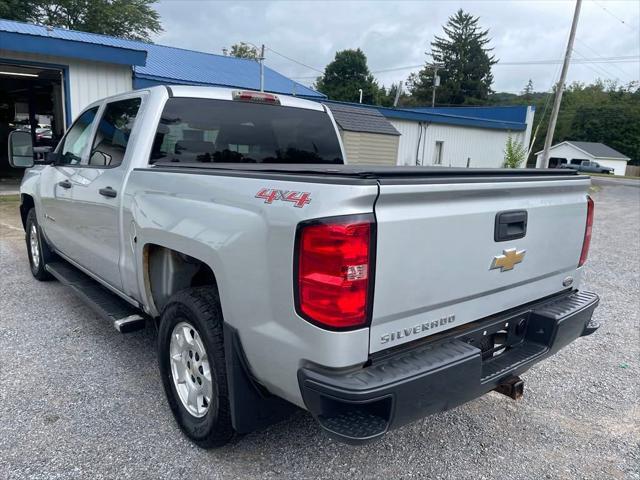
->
<box><xmin>0</xmin><ymin>30</ymin><xmax>147</xmax><ymax>66</ymax></box>
<box><xmin>133</xmin><ymin>73</ymin><xmax>327</xmax><ymax>99</ymax></box>
<box><xmin>320</xmin><ymin>99</ymin><xmax>527</xmax><ymax>131</ymax></box>
<box><xmin>0</xmin><ymin>19</ymin><xmax>324</xmax><ymax>97</ymax></box>
<box><xmin>534</xmin><ymin>141</ymin><xmax>631</xmax><ymax>160</ymax></box>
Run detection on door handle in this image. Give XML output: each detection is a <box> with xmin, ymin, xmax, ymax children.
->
<box><xmin>58</xmin><ymin>180</ymin><xmax>72</xmax><ymax>189</ymax></box>
<box><xmin>494</xmin><ymin>210</ymin><xmax>528</xmax><ymax>242</ymax></box>
<box><xmin>99</xmin><ymin>186</ymin><xmax>117</xmax><ymax>198</ymax></box>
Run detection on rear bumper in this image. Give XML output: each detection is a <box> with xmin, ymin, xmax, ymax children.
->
<box><xmin>298</xmin><ymin>290</ymin><xmax>599</xmax><ymax>444</ymax></box>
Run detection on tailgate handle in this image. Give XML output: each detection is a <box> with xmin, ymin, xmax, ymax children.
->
<box><xmin>495</xmin><ymin>210</ymin><xmax>527</xmax><ymax>242</ymax></box>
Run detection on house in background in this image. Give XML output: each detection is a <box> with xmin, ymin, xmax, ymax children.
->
<box><xmin>535</xmin><ymin>141</ymin><xmax>630</xmax><ymax>176</ymax></box>
<box><xmin>320</xmin><ymin>102</ymin><xmax>535</xmax><ymax>168</ymax></box>
<box><xmin>385</xmin><ymin>105</ymin><xmax>534</xmax><ymax>168</ymax></box>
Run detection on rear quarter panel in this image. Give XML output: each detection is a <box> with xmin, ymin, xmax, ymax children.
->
<box><xmin>121</xmin><ymin>169</ymin><xmax>378</xmax><ymax>407</ymax></box>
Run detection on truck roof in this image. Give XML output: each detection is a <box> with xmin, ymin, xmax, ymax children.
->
<box><xmin>163</xmin><ymin>85</ymin><xmax>325</xmax><ymax>112</ymax></box>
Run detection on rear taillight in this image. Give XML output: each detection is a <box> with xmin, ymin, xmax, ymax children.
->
<box><xmin>578</xmin><ymin>195</ymin><xmax>594</xmax><ymax>267</ymax></box>
<box><xmin>295</xmin><ymin>215</ymin><xmax>375</xmax><ymax>330</ymax></box>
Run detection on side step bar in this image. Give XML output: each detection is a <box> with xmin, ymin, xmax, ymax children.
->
<box><xmin>45</xmin><ymin>261</ymin><xmax>146</xmax><ymax>333</ymax></box>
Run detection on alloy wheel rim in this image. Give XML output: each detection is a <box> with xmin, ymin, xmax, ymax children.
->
<box><xmin>30</xmin><ymin>224</ymin><xmax>40</xmax><ymax>268</ymax></box>
<box><xmin>169</xmin><ymin>321</ymin><xmax>213</xmax><ymax>418</ymax></box>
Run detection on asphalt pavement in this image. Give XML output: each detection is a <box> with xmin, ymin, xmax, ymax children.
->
<box><xmin>0</xmin><ymin>183</ymin><xmax>638</xmax><ymax>480</ymax></box>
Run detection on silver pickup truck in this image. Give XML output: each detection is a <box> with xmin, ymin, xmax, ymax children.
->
<box><xmin>8</xmin><ymin>86</ymin><xmax>599</xmax><ymax>447</ymax></box>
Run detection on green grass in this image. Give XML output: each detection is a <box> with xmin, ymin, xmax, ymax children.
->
<box><xmin>0</xmin><ymin>195</ymin><xmax>19</xmax><ymax>203</ymax></box>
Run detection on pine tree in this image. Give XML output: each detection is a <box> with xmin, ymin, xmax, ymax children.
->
<box><xmin>408</xmin><ymin>9</ymin><xmax>497</xmax><ymax>105</ymax></box>
<box><xmin>522</xmin><ymin>79</ymin><xmax>534</xmax><ymax>102</ymax></box>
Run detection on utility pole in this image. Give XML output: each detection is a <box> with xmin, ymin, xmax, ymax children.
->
<box><xmin>540</xmin><ymin>0</ymin><xmax>582</xmax><ymax>168</ymax></box>
<box><xmin>393</xmin><ymin>81</ymin><xmax>403</xmax><ymax>107</ymax></box>
<box><xmin>431</xmin><ymin>64</ymin><xmax>441</xmax><ymax>108</ymax></box>
<box><xmin>259</xmin><ymin>44</ymin><xmax>265</xmax><ymax>92</ymax></box>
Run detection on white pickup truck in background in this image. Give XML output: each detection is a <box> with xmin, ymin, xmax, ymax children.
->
<box><xmin>8</xmin><ymin>86</ymin><xmax>599</xmax><ymax>447</ymax></box>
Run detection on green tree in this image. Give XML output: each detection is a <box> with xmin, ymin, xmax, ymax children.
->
<box><xmin>489</xmin><ymin>79</ymin><xmax>640</xmax><ymax>166</ymax></box>
<box><xmin>228</xmin><ymin>42</ymin><xmax>260</xmax><ymax>60</ymax></box>
<box><xmin>522</xmin><ymin>79</ymin><xmax>534</xmax><ymax>102</ymax></box>
<box><xmin>315</xmin><ymin>49</ymin><xmax>381</xmax><ymax>104</ymax></box>
<box><xmin>0</xmin><ymin>0</ymin><xmax>162</xmax><ymax>42</ymax></box>
<box><xmin>503</xmin><ymin>135</ymin><xmax>527</xmax><ymax>168</ymax></box>
<box><xmin>408</xmin><ymin>9</ymin><xmax>497</xmax><ymax>105</ymax></box>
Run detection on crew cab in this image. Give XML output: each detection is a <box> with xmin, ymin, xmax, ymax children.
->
<box><xmin>8</xmin><ymin>86</ymin><xmax>600</xmax><ymax>447</ymax></box>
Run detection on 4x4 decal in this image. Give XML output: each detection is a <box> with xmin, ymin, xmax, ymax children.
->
<box><xmin>255</xmin><ymin>188</ymin><xmax>311</xmax><ymax>208</ymax></box>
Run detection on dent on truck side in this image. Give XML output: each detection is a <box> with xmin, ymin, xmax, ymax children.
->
<box><xmin>122</xmin><ymin>168</ymin><xmax>378</xmax><ymax>407</ymax></box>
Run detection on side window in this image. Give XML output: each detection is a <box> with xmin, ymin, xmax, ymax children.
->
<box><xmin>57</xmin><ymin>107</ymin><xmax>99</xmax><ymax>166</ymax></box>
<box><xmin>89</xmin><ymin>97</ymin><xmax>142</xmax><ymax>167</ymax></box>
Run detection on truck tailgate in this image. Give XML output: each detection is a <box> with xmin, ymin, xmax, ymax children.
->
<box><xmin>370</xmin><ymin>176</ymin><xmax>590</xmax><ymax>353</ymax></box>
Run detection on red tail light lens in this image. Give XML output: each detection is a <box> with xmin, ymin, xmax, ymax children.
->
<box><xmin>578</xmin><ymin>195</ymin><xmax>594</xmax><ymax>267</ymax></box>
<box><xmin>232</xmin><ymin>90</ymin><xmax>280</xmax><ymax>104</ymax></box>
<box><xmin>295</xmin><ymin>215</ymin><xmax>375</xmax><ymax>330</ymax></box>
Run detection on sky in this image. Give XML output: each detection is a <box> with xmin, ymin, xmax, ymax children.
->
<box><xmin>152</xmin><ymin>0</ymin><xmax>640</xmax><ymax>95</ymax></box>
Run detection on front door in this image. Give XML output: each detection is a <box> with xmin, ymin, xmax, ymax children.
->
<box><xmin>39</xmin><ymin>106</ymin><xmax>99</xmax><ymax>255</ymax></box>
<box><xmin>65</xmin><ymin>96</ymin><xmax>143</xmax><ymax>290</ymax></box>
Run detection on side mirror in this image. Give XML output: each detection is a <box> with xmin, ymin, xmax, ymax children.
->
<box><xmin>7</xmin><ymin>130</ymin><xmax>34</xmax><ymax>168</ymax></box>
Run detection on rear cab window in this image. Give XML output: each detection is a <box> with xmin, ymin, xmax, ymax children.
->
<box><xmin>149</xmin><ymin>98</ymin><xmax>343</xmax><ymax>165</ymax></box>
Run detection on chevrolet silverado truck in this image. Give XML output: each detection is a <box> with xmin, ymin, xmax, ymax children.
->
<box><xmin>8</xmin><ymin>86</ymin><xmax>599</xmax><ymax>447</ymax></box>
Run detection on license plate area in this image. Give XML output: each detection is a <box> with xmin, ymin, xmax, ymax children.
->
<box><xmin>456</xmin><ymin>313</ymin><xmax>530</xmax><ymax>361</ymax></box>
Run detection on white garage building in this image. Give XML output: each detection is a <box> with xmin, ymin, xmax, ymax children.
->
<box><xmin>321</xmin><ymin>102</ymin><xmax>535</xmax><ymax>168</ymax></box>
<box><xmin>385</xmin><ymin>106</ymin><xmax>535</xmax><ymax>168</ymax></box>
<box><xmin>535</xmin><ymin>141</ymin><xmax>630</xmax><ymax>176</ymax></box>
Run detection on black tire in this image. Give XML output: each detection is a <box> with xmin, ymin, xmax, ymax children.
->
<box><xmin>158</xmin><ymin>286</ymin><xmax>235</xmax><ymax>448</ymax></box>
<box><xmin>25</xmin><ymin>208</ymin><xmax>54</xmax><ymax>281</ymax></box>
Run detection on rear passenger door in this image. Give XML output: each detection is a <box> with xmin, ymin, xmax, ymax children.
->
<box><xmin>66</xmin><ymin>95</ymin><xmax>143</xmax><ymax>291</ymax></box>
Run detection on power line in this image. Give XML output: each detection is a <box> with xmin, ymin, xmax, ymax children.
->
<box><xmin>574</xmin><ymin>38</ymin><xmax>636</xmax><ymax>82</ymax></box>
<box><xmin>265</xmin><ymin>46</ymin><xmax>324</xmax><ymax>74</ymax></box>
<box><xmin>592</xmin><ymin>0</ymin><xmax>638</xmax><ymax>31</ymax></box>
<box><xmin>573</xmin><ymin>48</ymin><xmax>621</xmax><ymax>81</ymax></box>
<box><xmin>290</xmin><ymin>55</ymin><xmax>639</xmax><ymax>79</ymax></box>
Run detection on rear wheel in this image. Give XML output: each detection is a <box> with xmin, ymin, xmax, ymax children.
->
<box><xmin>25</xmin><ymin>208</ymin><xmax>54</xmax><ymax>281</ymax></box>
<box><xmin>158</xmin><ymin>287</ymin><xmax>234</xmax><ymax>448</ymax></box>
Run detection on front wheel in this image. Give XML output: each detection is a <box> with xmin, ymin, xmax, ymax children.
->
<box><xmin>158</xmin><ymin>287</ymin><xmax>235</xmax><ymax>448</ymax></box>
<box><xmin>25</xmin><ymin>208</ymin><xmax>54</xmax><ymax>281</ymax></box>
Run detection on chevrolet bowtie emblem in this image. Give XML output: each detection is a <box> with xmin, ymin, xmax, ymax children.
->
<box><xmin>490</xmin><ymin>248</ymin><xmax>526</xmax><ymax>272</ymax></box>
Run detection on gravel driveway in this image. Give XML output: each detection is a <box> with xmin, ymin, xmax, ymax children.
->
<box><xmin>0</xmin><ymin>183</ymin><xmax>638</xmax><ymax>480</ymax></box>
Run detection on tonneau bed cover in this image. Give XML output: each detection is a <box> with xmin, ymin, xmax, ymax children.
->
<box><xmin>148</xmin><ymin>162</ymin><xmax>581</xmax><ymax>184</ymax></box>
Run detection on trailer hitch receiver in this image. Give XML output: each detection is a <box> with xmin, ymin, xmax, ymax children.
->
<box><xmin>494</xmin><ymin>376</ymin><xmax>524</xmax><ymax>400</ymax></box>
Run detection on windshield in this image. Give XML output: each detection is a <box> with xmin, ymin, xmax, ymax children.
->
<box><xmin>150</xmin><ymin>98</ymin><xmax>343</xmax><ymax>165</ymax></box>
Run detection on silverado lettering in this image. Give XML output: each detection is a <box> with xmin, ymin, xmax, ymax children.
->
<box><xmin>380</xmin><ymin>315</ymin><xmax>456</xmax><ymax>344</ymax></box>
